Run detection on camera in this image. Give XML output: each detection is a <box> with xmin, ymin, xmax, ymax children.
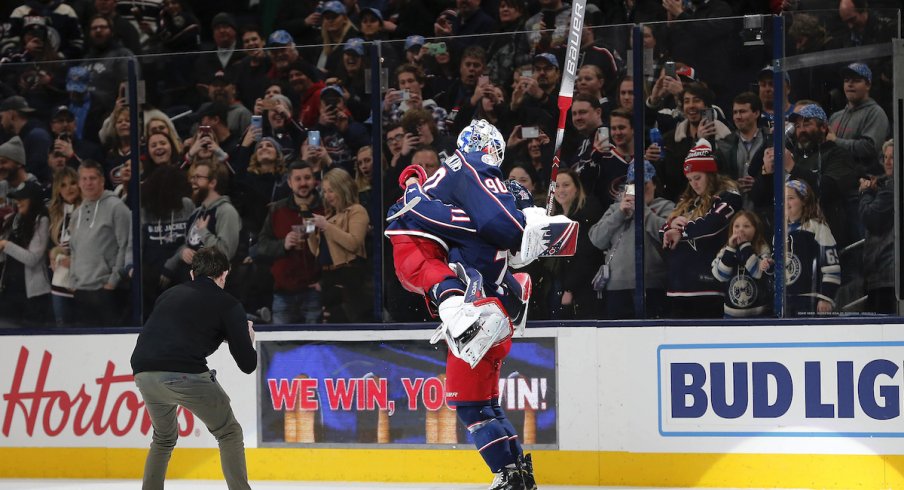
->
<box><xmin>741</xmin><ymin>15</ymin><xmax>765</xmax><ymax>47</ymax></box>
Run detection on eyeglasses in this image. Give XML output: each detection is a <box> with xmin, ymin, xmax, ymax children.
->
<box><xmin>189</xmin><ymin>175</ymin><xmax>210</xmax><ymax>181</ymax></box>
<box><xmin>386</xmin><ymin>134</ymin><xmax>404</xmax><ymax>143</ymax></box>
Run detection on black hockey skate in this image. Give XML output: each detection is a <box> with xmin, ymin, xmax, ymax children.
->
<box><xmin>519</xmin><ymin>453</ymin><xmax>537</xmax><ymax>490</ymax></box>
<box><xmin>488</xmin><ymin>465</ymin><xmax>527</xmax><ymax>490</ymax></box>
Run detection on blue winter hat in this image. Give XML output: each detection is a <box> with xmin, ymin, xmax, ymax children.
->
<box><xmin>627</xmin><ymin>160</ymin><xmax>656</xmax><ymax>183</ymax></box>
<box><xmin>842</xmin><ymin>62</ymin><xmax>872</xmax><ymax>83</ymax></box>
<box><xmin>789</xmin><ymin>103</ymin><xmax>827</xmax><ymax>123</ymax></box>
<box><xmin>533</xmin><ymin>52</ymin><xmax>559</xmax><ymax>69</ymax></box>
<box><xmin>360</xmin><ymin>7</ymin><xmax>383</xmax><ymax>21</ymax></box>
<box><xmin>344</xmin><ymin>38</ymin><xmax>365</xmax><ymax>56</ymax></box>
<box><xmin>266</xmin><ymin>30</ymin><xmax>294</xmax><ymax>47</ymax></box>
<box><xmin>405</xmin><ymin>35</ymin><xmax>425</xmax><ymax>51</ymax></box>
<box><xmin>320</xmin><ymin>85</ymin><xmax>344</xmax><ymax>98</ymax></box>
<box><xmin>321</xmin><ymin>0</ymin><xmax>347</xmax><ymax>15</ymax></box>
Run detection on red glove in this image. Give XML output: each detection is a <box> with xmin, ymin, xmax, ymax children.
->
<box><xmin>398</xmin><ymin>164</ymin><xmax>427</xmax><ymax>189</ymax></box>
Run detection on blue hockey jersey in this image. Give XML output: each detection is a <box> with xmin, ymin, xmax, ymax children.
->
<box><xmin>786</xmin><ymin>219</ymin><xmax>841</xmax><ymax>314</ymax></box>
<box><xmin>422</xmin><ymin>149</ymin><xmax>525</xmax><ymax>251</ymax></box>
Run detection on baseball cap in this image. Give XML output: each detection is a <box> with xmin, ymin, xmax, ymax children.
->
<box><xmin>66</xmin><ymin>66</ymin><xmax>90</xmax><ymax>93</ymax></box>
<box><xmin>208</xmin><ymin>69</ymin><xmax>234</xmax><ymax>85</ymax></box>
<box><xmin>321</xmin><ymin>1</ymin><xmax>347</xmax><ymax>15</ymax></box>
<box><xmin>211</xmin><ymin>12</ymin><xmax>237</xmax><ymax>30</ymax></box>
<box><xmin>0</xmin><ymin>95</ymin><xmax>36</xmax><ymax>113</ymax></box>
<box><xmin>8</xmin><ymin>181</ymin><xmax>43</xmax><ymax>202</ymax></box>
<box><xmin>51</xmin><ymin>105</ymin><xmax>74</xmax><ymax>120</ymax></box>
<box><xmin>360</xmin><ymin>7</ymin><xmax>383</xmax><ymax>21</ymax></box>
<box><xmin>320</xmin><ymin>85</ymin><xmax>344</xmax><ymax>99</ymax></box>
<box><xmin>758</xmin><ymin>64</ymin><xmax>791</xmax><ymax>83</ymax></box>
<box><xmin>266</xmin><ymin>29</ymin><xmax>294</xmax><ymax>47</ymax></box>
<box><xmin>627</xmin><ymin>160</ymin><xmax>657</xmax><ymax>183</ymax></box>
<box><xmin>533</xmin><ymin>52</ymin><xmax>559</xmax><ymax>69</ymax></box>
<box><xmin>789</xmin><ymin>103</ymin><xmax>827</xmax><ymax>123</ymax></box>
<box><xmin>841</xmin><ymin>62</ymin><xmax>872</xmax><ymax>83</ymax></box>
<box><xmin>404</xmin><ymin>35</ymin><xmax>425</xmax><ymax>51</ymax></box>
<box><xmin>344</xmin><ymin>38</ymin><xmax>365</xmax><ymax>56</ymax></box>
<box><xmin>676</xmin><ymin>65</ymin><xmax>697</xmax><ymax>81</ymax></box>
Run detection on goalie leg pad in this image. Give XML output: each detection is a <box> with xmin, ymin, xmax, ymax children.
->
<box><xmin>436</xmin><ymin>297</ymin><xmax>512</xmax><ymax>368</ymax></box>
<box><xmin>456</xmin><ymin>404</ymin><xmax>517</xmax><ymax>473</ymax></box>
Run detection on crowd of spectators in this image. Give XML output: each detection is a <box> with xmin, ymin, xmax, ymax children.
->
<box><xmin>0</xmin><ymin>0</ymin><xmax>899</xmax><ymax>326</ymax></box>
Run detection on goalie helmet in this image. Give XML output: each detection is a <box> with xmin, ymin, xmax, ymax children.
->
<box><xmin>457</xmin><ymin>119</ymin><xmax>506</xmax><ymax>166</ymax></box>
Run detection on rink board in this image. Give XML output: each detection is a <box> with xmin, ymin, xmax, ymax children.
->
<box><xmin>1</xmin><ymin>323</ymin><xmax>904</xmax><ymax>488</ymax></box>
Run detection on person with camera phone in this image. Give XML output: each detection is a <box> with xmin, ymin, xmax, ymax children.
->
<box><xmin>183</xmin><ymin>104</ymin><xmax>240</xmax><ymax>173</ymax></box>
<box><xmin>432</xmin><ymin>5</ymin><xmax>497</xmax><ymax>55</ymax></box>
<box><xmin>307</xmin><ymin>85</ymin><xmax>369</xmax><ymax>173</ymax></box>
<box><xmin>588</xmin><ymin>161</ymin><xmax>674</xmax><ymax>319</ymax></box>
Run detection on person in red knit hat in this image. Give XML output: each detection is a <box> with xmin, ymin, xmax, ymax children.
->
<box><xmin>660</xmin><ymin>139</ymin><xmax>742</xmax><ymax>318</ymax></box>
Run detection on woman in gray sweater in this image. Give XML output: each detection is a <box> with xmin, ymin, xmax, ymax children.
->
<box><xmin>0</xmin><ymin>182</ymin><xmax>51</xmax><ymax>327</ymax></box>
<box><xmin>588</xmin><ymin>161</ymin><xmax>674</xmax><ymax>319</ymax></box>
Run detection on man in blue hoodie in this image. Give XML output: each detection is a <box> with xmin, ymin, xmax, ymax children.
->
<box><xmin>69</xmin><ymin>159</ymin><xmax>131</xmax><ymax>326</ymax></box>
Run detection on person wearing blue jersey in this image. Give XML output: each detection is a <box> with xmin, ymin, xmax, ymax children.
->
<box><xmin>784</xmin><ymin>179</ymin><xmax>841</xmax><ymax>316</ymax></box>
<box><xmin>385</xmin><ymin>119</ymin><xmax>539</xmax><ymax>489</ymax></box>
<box><xmin>661</xmin><ymin>140</ymin><xmax>742</xmax><ymax>318</ymax></box>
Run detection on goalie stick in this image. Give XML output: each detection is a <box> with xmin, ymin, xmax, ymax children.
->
<box><xmin>544</xmin><ymin>0</ymin><xmax>588</xmax><ymax>216</ymax></box>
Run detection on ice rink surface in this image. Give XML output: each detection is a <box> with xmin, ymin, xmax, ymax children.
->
<box><xmin>0</xmin><ymin>480</ymin><xmax>779</xmax><ymax>490</ymax></box>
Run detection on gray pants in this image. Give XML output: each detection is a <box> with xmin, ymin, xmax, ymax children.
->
<box><xmin>134</xmin><ymin>371</ymin><xmax>252</xmax><ymax>490</ymax></box>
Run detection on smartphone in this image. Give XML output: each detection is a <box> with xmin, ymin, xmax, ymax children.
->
<box><xmin>521</xmin><ymin>126</ymin><xmax>539</xmax><ymax>139</ymax></box>
<box><xmin>542</xmin><ymin>9</ymin><xmax>557</xmax><ymax>28</ymax></box>
<box><xmin>400</xmin><ymin>89</ymin><xmax>410</xmax><ymax>101</ymax></box>
<box><xmin>625</xmin><ymin>184</ymin><xmax>635</xmax><ymax>196</ymax></box>
<box><xmin>250</xmin><ymin>115</ymin><xmax>262</xmax><ymax>141</ymax></box>
<box><xmin>307</xmin><ymin>130</ymin><xmax>321</xmax><ymax>147</ymax></box>
<box><xmin>664</xmin><ymin>61</ymin><xmax>676</xmax><ymax>79</ymax></box>
<box><xmin>701</xmin><ymin>108</ymin><xmax>715</xmax><ymax>124</ymax></box>
<box><xmin>478</xmin><ymin>75</ymin><xmax>489</xmax><ymax>86</ymax></box>
<box><xmin>597</xmin><ymin>126</ymin><xmax>610</xmax><ymax>146</ymax></box>
<box><xmin>199</xmin><ymin>125</ymin><xmax>212</xmax><ymax>137</ymax></box>
<box><xmin>57</xmin><ymin>132</ymin><xmax>71</xmax><ymax>143</ymax></box>
<box><xmin>521</xmin><ymin>69</ymin><xmax>533</xmax><ymax>78</ymax></box>
<box><xmin>433</xmin><ymin>41</ymin><xmax>447</xmax><ymax>55</ymax></box>
<box><xmin>649</xmin><ymin>127</ymin><xmax>663</xmax><ymax>147</ymax></box>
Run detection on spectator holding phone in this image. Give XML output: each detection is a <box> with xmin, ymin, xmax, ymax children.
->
<box><xmin>434</xmin><ymin>46</ymin><xmax>487</xmax><ymax>133</ymax></box>
<box><xmin>433</xmin><ymin>2</ymin><xmax>497</xmax><ymax>53</ymax></box>
<box><xmin>248</xmin><ymin>94</ymin><xmax>303</xmax><ymax>164</ymax></box>
<box><xmin>589</xmin><ymin>161</ymin><xmax>674</xmax><ymax>319</ymax></box>
<box><xmin>183</xmin><ymin>103</ymin><xmax>241</xmax><ymax>172</ymax></box>
<box><xmin>257</xmin><ymin>161</ymin><xmax>324</xmax><ymax>324</ymax></box>
<box><xmin>308</xmin><ymin>85</ymin><xmax>369</xmax><ymax>175</ymax></box>
<box><xmin>505</xmin><ymin>124</ymin><xmax>552</xmax><ymax>190</ymax></box>
<box><xmin>656</xmin><ymin>83</ymin><xmax>732</xmax><ymax>203</ymax></box>
<box><xmin>383</xmin><ymin>64</ymin><xmax>450</xmax><ymax>135</ymax></box>
<box><xmin>486</xmin><ymin>0</ymin><xmax>532</xmax><ymax>89</ymax></box>
<box><xmin>525</xmin><ymin>0</ymin><xmax>570</xmax><ymax>53</ymax></box>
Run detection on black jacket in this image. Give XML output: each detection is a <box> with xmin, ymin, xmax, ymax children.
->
<box><xmin>131</xmin><ymin>276</ymin><xmax>256</xmax><ymax>375</ymax></box>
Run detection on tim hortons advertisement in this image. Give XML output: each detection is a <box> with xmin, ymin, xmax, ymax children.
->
<box><xmin>0</xmin><ymin>334</ymin><xmax>238</xmax><ymax>448</ymax></box>
<box><xmin>258</xmin><ymin>339</ymin><xmax>557</xmax><ymax>446</ymax></box>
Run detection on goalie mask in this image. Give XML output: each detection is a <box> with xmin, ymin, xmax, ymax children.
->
<box><xmin>457</xmin><ymin>119</ymin><xmax>506</xmax><ymax>166</ymax></box>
